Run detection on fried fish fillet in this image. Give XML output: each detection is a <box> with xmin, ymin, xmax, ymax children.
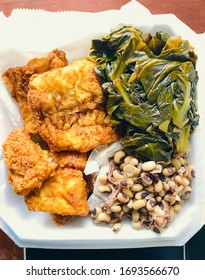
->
<box><xmin>2</xmin><ymin>49</ymin><xmax>68</xmax><ymax>134</ymax></box>
<box><xmin>36</xmin><ymin>108</ymin><xmax>119</xmax><ymax>152</ymax></box>
<box><xmin>2</xmin><ymin>128</ymin><xmax>57</xmax><ymax>195</ymax></box>
<box><xmin>28</xmin><ymin>57</ymin><xmax>119</xmax><ymax>152</ymax></box>
<box><xmin>25</xmin><ymin>167</ymin><xmax>89</xmax><ymax>217</ymax></box>
<box><xmin>52</xmin><ymin>151</ymin><xmax>87</xmax><ymax>170</ymax></box>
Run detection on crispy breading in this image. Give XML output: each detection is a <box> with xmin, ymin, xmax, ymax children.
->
<box><xmin>37</xmin><ymin>108</ymin><xmax>119</xmax><ymax>152</ymax></box>
<box><xmin>28</xmin><ymin>57</ymin><xmax>119</xmax><ymax>152</ymax></box>
<box><xmin>2</xmin><ymin>128</ymin><xmax>57</xmax><ymax>195</ymax></box>
<box><xmin>2</xmin><ymin>49</ymin><xmax>68</xmax><ymax>134</ymax></box>
<box><xmin>25</xmin><ymin>167</ymin><xmax>89</xmax><ymax>217</ymax></box>
<box><xmin>50</xmin><ymin>214</ymin><xmax>74</xmax><ymax>225</ymax></box>
<box><xmin>52</xmin><ymin>151</ymin><xmax>87</xmax><ymax>170</ymax></box>
<box><xmin>28</xmin><ymin>57</ymin><xmax>103</xmax><ymax>114</ymax></box>
<box><xmin>2</xmin><ymin>53</ymin><xmax>119</xmax><ymax>226</ymax></box>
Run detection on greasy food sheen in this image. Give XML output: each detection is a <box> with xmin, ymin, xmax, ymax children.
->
<box><xmin>2</xmin><ymin>128</ymin><xmax>57</xmax><ymax>195</ymax></box>
<box><xmin>2</xmin><ymin>49</ymin><xmax>68</xmax><ymax>135</ymax></box>
<box><xmin>28</xmin><ymin>57</ymin><xmax>119</xmax><ymax>152</ymax></box>
<box><xmin>52</xmin><ymin>151</ymin><xmax>87</xmax><ymax>170</ymax></box>
<box><xmin>25</xmin><ymin>167</ymin><xmax>89</xmax><ymax>217</ymax></box>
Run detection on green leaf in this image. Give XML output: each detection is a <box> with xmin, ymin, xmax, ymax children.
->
<box><xmin>90</xmin><ymin>24</ymin><xmax>199</xmax><ymax>162</ymax></box>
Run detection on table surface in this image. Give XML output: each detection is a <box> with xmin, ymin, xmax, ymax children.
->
<box><xmin>0</xmin><ymin>0</ymin><xmax>204</xmax><ymax>260</ymax></box>
<box><xmin>0</xmin><ymin>0</ymin><xmax>204</xmax><ymax>33</ymax></box>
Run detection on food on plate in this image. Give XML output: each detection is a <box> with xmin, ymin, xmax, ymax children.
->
<box><xmin>2</xmin><ymin>49</ymin><xmax>68</xmax><ymax>135</ymax></box>
<box><xmin>86</xmin><ymin>24</ymin><xmax>199</xmax><ymax>233</ymax></box>
<box><xmin>25</xmin><ymin>167</ymin><xmax>89</xmax><ymax>217</ymax></box>
<box><xmin>1</xmin><ymin>24</ymin><xmax>199</xmax><ymax>234</ymax></box>
<box><xmin>90</xmin><ymin>148</ymin><xmax>195</xmax><ymax>233</ymax></box>
<box><xmin>1</xmin><ymin>50</ymin><xmax>119</xmax><ymax>226</ymax></box>
<box><xmin>2</xmin><ymin>128</ymin><xmax>89</xmax><ymax>220</ymax></box>
<box><xmin>52</xmin><ymin>151</ymin><xmax>87</xmax><ymax>170</ymax></box>
<box><xmin>51</xmin><ymin>213</ymin><xmax>74</xmax><ymax>225</ymax></box>
<box><xmin>28</xmin><ymin>57</ymin><xmax>119</xmax><ymax>152</ymax></box>
<box><xmin>2</xmin><ymin>128</ymin><xmax>57</xmax><ymax>195</ymax></box>
<box><xmin>90</xmin><ymin>25</ymin><xmax>199</xmax><ymax>162</ymax></box>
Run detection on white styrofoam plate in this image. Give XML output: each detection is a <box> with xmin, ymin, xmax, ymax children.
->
<box><xmin>0</xmin><ymin>13</ymin><xmax>205</xmax><ymax>249</ymax></box>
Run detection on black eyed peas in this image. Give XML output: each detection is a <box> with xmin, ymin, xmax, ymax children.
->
<box><xmin>97</xmin><ymin>212</ymin><xmax>111</xmax><ymax>223</ymax></box>
<box><xmin>113</xmin><ymin>150</ymin><xmax>126</xmax><ymax>164</ymax></box>
<box><xmin>142</xmin><ymin>161</ymin><xmax>156</xmax><ymax>172</ymax></box>
<box><xmin>117</xmin><ymin>192</ymin><xmax>130</xmax><ymax>203</ymax></box>
<box><xmin>91</xmin><ymin>149</ymin><xmax>195</xmax><ymax>234</ymax></box>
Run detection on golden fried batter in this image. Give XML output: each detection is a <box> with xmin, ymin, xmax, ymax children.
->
<box><xmin>28</xmin><ymin>57</ymin><xmax>103</xmax><ymax>114</ymax></box>
<box><xmin>2</xmin><ymin>49</ymin><xmax>68</xmax><ymax>134</ymax></box>
<box><xmin>28</xmin><ymin>57</ymin><xmax>119</xmax><ymax>152</ymax></box>
<box><xmin>52</xmin><ymin>151</ymin><xmax>87</xmax><ymax>170</ymax></box>
<box><xmin>2</xmin><ymin>128</ymin><xmax>57</xmax><ymax>195</ymax></box>
<box><xmin>38</xmin><ymin>108</ymin><xmax>119</xmax><ymax>152</ymax></box>
<box><xmin>2</xmin><ymin>52</ymin><xmax>120</xmax><ymax>226</ymax></box>
<box><xmin>25</xmin><ymin>167</ymin><xmax>89</xmax><ymax>217</ymax></box>
<box><xmin>51</xmin><ymin>214</ymin><xmax>74</xmax><ymax>225</ymax></box>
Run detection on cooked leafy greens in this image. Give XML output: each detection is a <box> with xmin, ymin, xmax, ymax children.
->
<box><xmin>90</xmin><ymin>25</ymin><xmax>199</xmax><ymax>162</ymax></box>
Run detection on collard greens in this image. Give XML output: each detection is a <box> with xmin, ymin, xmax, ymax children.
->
<box><xmin>90</xmin><ymin>25</ymin><xmax>199</xmax><ymax>162</ymax></box>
